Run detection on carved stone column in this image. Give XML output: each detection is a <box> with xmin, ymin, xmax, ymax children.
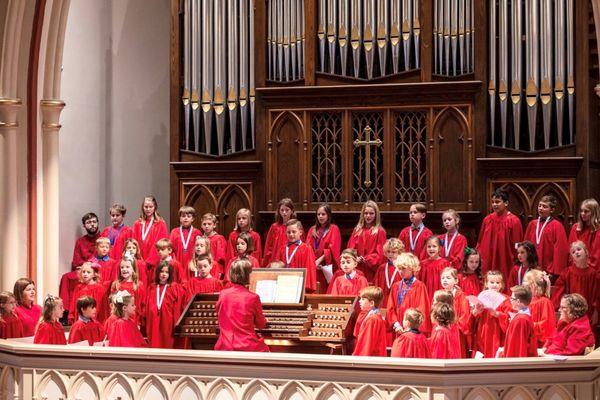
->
<box><xmin>0</xmin><ymin>98</ymin><xmax>24</xmax><ymax>291</ymax></box>
<box><xmin>39</xmin><ymin>99</ymin><xmax>65</xmax><ymax>298</ymax></box>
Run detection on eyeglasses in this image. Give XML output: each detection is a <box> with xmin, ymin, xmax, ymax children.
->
<box><xmin>510</xmin><ymin>296</ymin><xmax>517</xmax><ymax>301</ymax></box>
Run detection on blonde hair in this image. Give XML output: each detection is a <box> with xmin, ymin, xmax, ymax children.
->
<box><xmin>234</xmin><ymin>208</ymin><xmax>253</xmax><ymax>231</ymax></box>
<box><xmin>155</xmin><ymin>238</ymin><xmax>173</xmax><ymax>251</ymax></box>
<box><xmin>340</xmin><ymin>248</ymin><xmax>358</xmax><ymax>263</ymax></box>
<box><xmin>139</xmin><ymin>196</ymin><xmax>163</xmax><ymax>221</ymax></box>
<box><xmin>570</xmin><ymin>240</ymin><xmax>589</xmax><ymax>258</ymax></box>
<box><xmin>78</xmin><ymin>262</ymin><xmax>99</xmax><ymax>283</ymax></box>
<box><xmin>442</xmin><ymin>209</ymin><xmax>461</xmax><ymax>226</ymax></box>
<box><xmin>354</xmin><ymin>200</ymin><xmax>382</xmax><ymax>235</ymax></box>
<box><xmin>39</xmin><ymin>294</ymin><xmax>63</xmax><ymax>324</ymax></box>
<box><xmin>179</xmin><ymin>205</ymin><xmax>196</xmax><ymax>217</ymax></box>
<box><xmin>577</xmin><ymin>198</ymin><xmax>600</xmax><ymax>232</ymax></box>
<box><xmin>109</xmin><ymin>203</ymin><xmax>126</xmax><ymax>216</ymax></box>
<box><xmin>441</xmin><ymin>267</ymin><xmax>458</xmax><ymax>280</ymax></box>
<box><xmin>524</xmin><ymin>269</ymin><xmax>551</xmax><ymax>297</ymax></box>
<box><xmin>188</xmin><ymin>236</ymin><xmax>213</xmax><ymax>272</ymax></box>
<box><xmin>561</xmin><ymin>293</ymin><xmax>588</xmax><ymax>319</ymax></box>
<box><xmin>484</xmin><ymin>270</ymin><xmax>505</xmax><ymax>290</ymax></box>
<box><xmin>95</xmin><ymin>237</ymin><xmax>110</xmax><ymax>247</ymax></box>
<box><xmin>113</xmin><ymin>295</ymin><xmax>133</xmax><ymax>318</ymax></box>
<box><xmin>383</xmin><ymin>238</ymin><xmax>405</xmax><ymax>253</ymax></box>
<box><xmin>285</xmin><ymin>219</ymin><xmax>303</xmax><ymax>230</ymax></box>
<box><xmin>403</xmin><ymin>308</ymin><xmax>424</xmax><ymax>329</ymax></box>
<box><xmin>122</xmin><ymin>238</ymin><xmax>143</xmax><ymax>260</ymax></box>
<box><xmin>268</xmin><ymin>260</ymin><xmax>285</xmax><ymax>269</ymax></box>
<box><xmin>201</xmin><ymin>212</ymin><xmax>217</xmax><ymax>223</ymax></box>
<box><xmin>113</xmin><ymin>258</ymin><xmax>140</xmax><ymax>291</ymax></box>
<box><xmin>359</xmin><ymin>286</ymin><xmax>384</xmax><ymax>308</ymax></box>
<box><xmin>394</xmin><ymin>252</ymin><xmax>421</xmax><ymax>274</ymax></box>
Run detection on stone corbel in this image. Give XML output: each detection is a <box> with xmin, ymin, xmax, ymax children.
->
<box><xmin>0</xmin><ymin>98</ymin><xmax>23</xmax><ymax>130</ymax></box>
<box><xmin>40</xmin><ymin>99</ymin><xmax>66</xmax><ymax>131</ymax></box>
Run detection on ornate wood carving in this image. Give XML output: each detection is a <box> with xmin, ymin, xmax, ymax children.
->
<box><xmin>393</xmin><ymin>110</ymin><xmax>428</xmax><ymax>204</ymax></box>
<box><xmin>311</xmin><ymin>112</ymin><xmax>343</xmax><ymax>204</ymax></box>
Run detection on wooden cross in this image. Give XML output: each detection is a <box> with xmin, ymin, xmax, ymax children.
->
<box><xmin>353</xmin><ymin>125</ymin><xmax>382</xmax><ymax>188</ymax></box>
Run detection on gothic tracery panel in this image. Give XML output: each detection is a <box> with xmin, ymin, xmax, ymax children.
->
<box><xmin>393</xmin><ymin>110</ymin><xmax>428</xmax><ymax>203</ymax></box>
<box><xmin>352</xmin><ymin>112</ymin><xmax>384</xmax><ymax>203</ymax></box>
<box><xmin>311</xmin><ymin>112</ymin><xmax>343</xmax><ymax>203</ymax></box>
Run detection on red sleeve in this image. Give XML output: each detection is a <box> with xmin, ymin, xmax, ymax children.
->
<box><xmin>324</xmin><ymin>225</ymin><xmax>342</xmax><ymax>267</ymax></box>
<box><xmin>413</xmin><ymin>284</ymin><xmax>432</xmax><ymax>335</ymax></box>
<box><xmin>251</xmin><ymin>231</ymin><xmax>263</xmax><ymax>262</ymax></box>
<box><xmin>108</xmin><ymin>320</ymin><xmax>147</xmax><ymax>347</ymax></box>
<box><xmin>262</xmin><ymin>224</ymin><xmax>279</xmax><ymax>267</ymax></box>
<box><xmin>71</xmin><ymin>239</ymin><xmax>86</xmax><ymax>270</ymax></box>
<box><xmin>253</xmin><ymin>295</ymin><xmax>267</xmax><ymax>329</ymax></box>
<box><xmin>510</xmin><ymin>216</ymin><xmax>524</xmax><ymax>259</ymax></box>
<box><xmin>386</xmin><ymin>283</ymin><xmax>400</xmax><ymax>328</ymax></box>
<box><xmin>551</xmin><ymin>222</ymin><xmax>569</xmax><ymax>276</ymax></box>
<box><xmin>551</xmin><ymin>270</ymin><xmax>568</xmax><ymax>309</ymax></box>
<box><xmin>503</xmin><ymin>316</ymin><xmax>533</xmax><ymax>357</ymax></box>
<box><xmin>532</xmin><ymin>299</ymin><xmax>557</xmax><ymax>345</ymax></box>
<box><xmin>363</xmin><ymin>229</ymin><xmax>387</xmax><ymax>273</ymax></box>
<box><xmin>352</xmin><ymin>316</ymin><xmax>387</xmax><ymax>356</ymax></box>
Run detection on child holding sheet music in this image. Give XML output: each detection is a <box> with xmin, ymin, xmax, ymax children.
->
<box><xmin>306</xmin><ymin>204</ymin><xmax>342</xmax><ymax>293</ymax></box>
<box><xmin>274</xmin><ymin>219</ymin><xmax>317</xmax><ymax>292</ymax></box>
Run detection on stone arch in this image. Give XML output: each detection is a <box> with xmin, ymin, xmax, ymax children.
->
<box><xmin>137</xmin><ymin>374</ymin><xmax>169</xmax><ymax>400</ymax></box>
<box><xmin>171</xmin><ymin>376</ymin><xmax>203</xmax><ymax>400</ymax></box>
<box><xmin>464</xmin><ymin>387</ymin><xmax>496</xmax><ymax>400</ymax></box>
<box><xmin>102</xmin><ymin>372</ymin><xmax>135</xmax><ymax>400</ymax></box>
<box><xmin>353</xmin><ymin>384</ymin><xmax>384</xmax><ymax>400</ymax></box>
<box><xmin>69</xmin><ymin>371</ymin><xmax>100</xmax><ymax>400</ymax></box>
<box><xmin>36</xmin><ymin>370</ymin><xmax>68</xmax><ymax>400</ymax></box>
<box><xmin>279</xmin><ymin>381</ymin><xmax>310</xmax><ymax>400</ymax></box>
<box><xmin>0</xmin><ymin>367</ymin><xmax>17</xmax><ymax>400</ymax></box>
<box><xmin>540</xmin><ymin>385</ymin><xmax>574</xmax><ymax>400</ymax></box>
<box><xmin>393</xmin><ymin>386</ymin><xmax>424</xmax><ymax>400</ymax></box>
<box><xmin>241</xmin><ymin>379</ymin><xmax>275</xmax><ymax>400</ymax></box>
<box><xmin>315</xmin><ymin>382</ymin><xmax>348</xmax><ymax>400</ymax></box>
<box><xmin>501</xmin><ymin>386</ymin><xmax>535</xmax><ymax>400</ymax></box>
<box><xmin>206</xmin><ymin>378</ymin><xmax>238</xmax><ymax>400</ymax></box>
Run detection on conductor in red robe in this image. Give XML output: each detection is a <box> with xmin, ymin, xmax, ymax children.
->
<box><xmin>544</xmin><ymin>294</ymin><xmax>595</xmax><ymax>356</ymax></box>
<box><xmin>352</xmin><ymin>287</ymin><xmax>387</xmax><ymax>356</ymax></box>
<box><xmin>477</xmin><ymin>188</ymin><xmax>523</xmax><ymax>278</ymax></box>
<box><xmin>274</xmin><ymin>220</ymin><xmax>317</xmax><ymax>292</ymax></box>
<box><xmin>215</xmin><ymin>259</ymin><xmax>269</xmax><ymax>352</ymax></box>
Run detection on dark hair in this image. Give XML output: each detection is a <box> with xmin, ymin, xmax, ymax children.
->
<box><xmin>275</xmin><ymin>198</ymin><xmax>296</xmax><ymax>224</ymax></box>
<box><xmin>13</xmin><ymin>278</ymin><xmax>35</xmax><ymax>305</ymax></box>
<box><xmin>492</xmin><ymin>188</ymin><xmax>509</xmax><ymax>202</ymax></box>
<box><xmin>229</xmin><ymin>258</ymin><xmax>253</xmax><ymax>285</ymax></box>
<box><xmin>81</xmin><ymin>212</ymin><xmax>99</xmax><ymax>225</ymax></box>
<box><xmin>0</xmin><ymin>291</ymin><xmax>16</xmax><ymax>316</ymax></box>
<box><xmin>562</xmin><ymin>293</ymin><xmax>588</xmax><ymax>319</ymax></box>
<box><xmin>431</xmin><ymin>302</ymin><xmax>455</xmax><ymax>327</ymax></box>
<box><xmin>359</xmin><ymin>286</ymin><xmax>384</xmax><ymax>308</ymax></box>
<box><xmin>462</xmin><ymin>247</ymin><xmax>482</xmax><ymax>279</ymax></box>
<box><xmin>540</xmin><ymin>194</ymin><xmax>558</xmax><ymax>210</ymax></box>
<box><xmin>517</xmin><ymin>241</ymin><xmax>539</xmax><ymax>267</ymax></box>
<box><xmin>76</xmin><ymin>296</ymin><xmax>97</xmax><ymax>316</ymax></box>
<box><xmin>154</xmin><ymin>260</ymin><xmax>174</xmax><ymax>285</ymax></box>
<box><xmin>237</xmin><ymin>232</ymin><xmax>255</xmax><ymax>253</ymax></box>
<box><xmin>312</xmin><ymin>204</ymin><xmax>332</xmax><ymax>239</ymax></box>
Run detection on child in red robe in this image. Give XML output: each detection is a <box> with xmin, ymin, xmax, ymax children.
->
<box><xmin>306</xmin><ymin>204</ymin><xmax>342</xmax><ymax>293</ymax></box>
<box><xmin>507</xmin><ymin>241</ymin><xmax>539</xmax><ymax>293</ymax></box>
<box><xmin>145</xmin><ymin>261</ymin><xmax>185</xmax><ymax>349</ymax></box>
<box><xmin>523</xmin><ymin>269</ymin><xmax>556</xmax><ymax>347</ymax></box>
<box><xmin>100</xmin><ymin>203</ymin><xmax>132</xmax><ymax>260</ymax></box>
<box><xmin>352</xmin><ymin>286</ymin><xmax>387</xmax><ymax>356</ymax></box>
<box><xmin>501</xmin><ymin>285</ymin><xmax>537</xmax><ymax>358</ymax></box>
<box><xmin>398</xmin><ymin>203</ymin><xmax>433</xmax><ymax>261</ymax></box>
<box><xmin>226</xmin><ymin>208</ymin><xmax>263</xmax><ymax>264</ymax></box>
<box><xmin>429</xmin><ymin>302</ymin><xmax>461</xmax><ymax>359</ymax></box>
<box><xmin>330</xmin><ymin>249</ymin><xmax>369</xmax><ymax>296</ymax></box>
<box><xmin>347</xmin><ymin>200</ymin><xmax>387</xmax><ymax>282</ymax></box>
<box><xmin>224</xmin><ymin>232</ymin><xmax>260</xmax><ymax>281</ymax></box>
<box><xmin>476</xmin><ymin>188</ymin><xmax>523</xmax><ymax>278</ymax></box>
<box><xmin>69</xmin><ymin>262</ymin><xmax>108</xmax><ymax>324</ymax></box>
<box><xmin>34</xmin><ymin>295</ymin><xmax>66</xmax><ymax>345</ymax></box>
<box><xmin>107</xmin><ymin>290</ymin><xmax>147</xmax><ymax>347</ymax></box>
<box><xmin>169</xmin><ymin>206</ymin><xmax>201</xmax><ymax>277</ymax></box>
<box><xmin>552</xmin><ymin>241</ymin><xmax>599</xmax><ymax>318</ymax></box>
<box><xmin>471</xmin><ymin>271</ymin><xmax>511</xmax><ymax>358</ymax></box>
<box><xmin>68</xmin><ymin>296</ymin><xmax>105</xmax><ymax>345</ymax></box>
<box><xmin>418</xmin><ymin>236</ymin><xmax>450</xmax><ymax>303</ymax></box>
<box><xmin>91</xmin><ymin>237</ymin><xmax>116</xmax><ymax>284</ymax></box>
<box><xmin>263</xmin><ymin>198</ymin><xmax>297</xmax><ymax>267</ymax></box>
<box><xmin>458</xmin><ymin>248</ymin><xmax>483</xmax><ymax>296</ymax></box>
<box><xmin>0</xmin><ymin>291</ymin><xmax>23</xmax><ymax>339</ymax></box>
<box><xmin>186</xmin><ymin>255</ymin><xmax>224</xmax><ymax>300</ymax></box>
<box><xmin>568</xmin><ymin>199</ymin><xmax>600</xmax><ymax>269</ymax></box>
<box><xmin>13</xmin><ymin>278</ymin><xmax>42</xmax><ymax>337</ymax></box>
<box><xmin>110</xmin><ymin>257</ymin><xmax>146</xmax><ymax>326</ymax></box>
<box><xmin>524</xmin><ymin>195</ymin><xmax>569</xmax><ymax>278</ymax></box>
<box><xmin>201</xmin><ymin>213</ymin><xmax>228</xmax><ymax>275</ymax></box>
<box><xmin>132</xmin><ymin>196</ymin><xmax>169</xmax><ymax>267</ymax></box>
<box><xmin>441</xmin><ymin>209</ymin><xmax>468</xmax><ymax>269</ymax></box>
<box><xmin>215</xmin><ymin>259</ymin><xmax>269</xmax><ymax>352</ymax></box>
<box><xmin>440</xmin><ymin>267</ymin><xmax>472</xmax><ymax>357</ymax></box>
<box><xmin>373</xmin><ymin>238</ymin><xmax>404</xmax><ymax>308</ymax></box>
<box><xmin>544</xmin><ymin>294</ymin><xmax>595</xmax><ymax>356</ymax></box>
<box><xmin>387</xmin><ymin>253</ymin><xmax>432</xmax><ymax>336</ymax></box>
<box><xmin>391</xmin><ymin>308</ymin><xmax>431</xmax><ymax>358</ymax></box>
<box><xmin>153</xmin><ymin>239</ymin><xmax>184</xmax><ymax>284</ymax></box>
<box><xmin>187</xmin><ymin>236</ymin><xmax>220</xmax><ymax>281</ymax></box>
<box><xmin>275</xmin><ymin>219</ymin><xmax>317</xmax><ymax>292</ymax></box>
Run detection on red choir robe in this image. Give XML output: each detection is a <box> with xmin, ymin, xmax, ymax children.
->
<box><xmin>100</xmin><ymin>225</ymin><xmax>133</xmax><ymax>260</ymax></box>
<box><xmin>524</xmin><ymin>218</ymin><xmax>569</xmax><ymax>276</ymax></box>
<box><xmin>34</xmin><ymin>321</ymin><xmax>66</xmax><ymax>345</ymax></box>
<box><xmin>568</xmin><ymin>224</ymin><xmax>600</xmax><ymax>269</ymax></box>
<box><xmin>224</xmin><ymin>255</ymin><xmax>260</xmax><ymax>282</ymax></box>
<box><xmin>0</xmin><ymin>314</ymin><xmax>24</xmax><ymax>339</ymax></box>
<box><xmin>352</xmin><ymin>310</ymin><xmax>387</xmax><ymax>356</ymax></box>
<box><xmin>473</xmin><ymin>296</ymin><xmax>511</xmax><ymax>358</ymax></box>
<box><xmin>429</xmin><ymin>324</ymin><xmax>461</xmax><ymax>359</ymax></box>
<box><xmin>214</xmin><ymin>284</ymin><xmax>269</xmax><ymax>352</ymax></box>
<box><xmin>544</xmin><ymin>316</ymin><xmax>595</xmax><ymax>356</ymax></box>
<box><xmin>72</xmin><ymin>234</ymin><xmax>100</xmax><ymax>270</ymax></box>
<box><xmin>103</xmin><ymin>314</ymin><xmax>118</xmax><ymax>338</ymax></box>
<box><xmin>327</xmin><ymin>269</ymin><xmax>365</xmax><ymax>294</ymax></box>
<box><xmin>551</xmin><ymin>266</ymin><xmax>599</xmax><ymax>317</ymax></box>
<box><xmin>110</xmin><ymin>281</ymin><xmax>146</xmax><ymax>326</ymax></box>
<box><xmin>347</xmin><ymin>227</ymin><xmax>387</xmax><ymax>282</ymax></box>
<box><xmin>458</xmin><ymin>273</ymin><xmax>482</xmax><ymax>296</ymax></box>
<box><xmin>477</xmin><ymin>211</ymin><xmax>523</xmax><ymax>278</ymax></box>
<box><xmin>441</xmin><ymin>232</ymin><xmax>468</xmax><ymax>269</ymax></box>
<box><xmin>329</xmin><ymin>273</ymin><xmax>369</xmax><ymax>296</ymax></box>
<box><xmin>226</xmin><ymin>229</ymin><xmax>263</xmax><ymax>265</ymax></box>
<box><xmin>453</xmin><ymin>287</ymin><xmax>473</xmax><ymax>357</ymax></box>
<box><xmin>169</xmin><ymin>226</ymin><xmax>202</xmax><ymax>278</ymax></box>
<box><xmin>207</xmin><ymin>233</ymin><xmax>228</xmax><ymax>276</ymax></box>
<box><xmin>185</xmin><ymin>276</ymin><xmax>224</xmax><ymax>301</ymax></box>
<box><xmin>391</xmin><ymin>330</ymin><xmax>431</xmax><ymax>358</ymax></box>
<box><xmin>145</xmin><ymin>283</ymin><xmax>185</xmax><ymax>348</ymax></box>
<box><xmin>275</xmin><ymin>242</ymin><xmax>317</xmax><ymax>292</ymax></box>
<box><xmin>108</xmin><ymin>318</ymin><xmax>147</xmax><ymax>347</ymax></box>
<box><xmin>398</xmin><ymin>225</ymin><xmax>433</xmax><ymax>260</ymax></box>
<box><xmin>262</xmin><ymin>222</ymin><xmax>288</xmax><ymax>267</ymax></box>
<box><xmin>418</xmin><ymin>257</ymin><xmax>450</xmax><ymax>303</ymax></box>
<box><xmin>68</xmin><ymin>282</ymin><xmax>108</xmax><ymax>324</ymax></box>
<box><xmin>132</xmin><ymin>217</ymin><xmax>169</xmax><ymax>267</ymax></box>
<box><xmin>306</xmin><ymin>224</ymin><xmax>342</xmax><ymax>293</ymax></box>
<box><xmin>506</xmin><ymin>265</ymin><xmax>532</xmax><ymax>293</ymax></box>
<box><xmin>373</xmin><ymin>261</ymin><xmax>402</xmax><ymax>309</ymax></box>
<box><xmin>95</xmin><ymin>256</ymin><xmax>117</xmax><ymax>283</ymax></box>
<box><xmin>502</xmin><ymin>312</ymin><xmax>537</xmax><ymax>357</ymax></box>
<box><xmin>149</xmin><ymin>257</ymin><xmax>184</xmax><ymax>284</ymax></box>
<box><xmin>529</xmin><ymin>295</ymin><xmax>557</xmax><ymax>347</ymax></box>
<box><xmin>387</xmin><ymin>278</ymin><xmax>432</xmax><ymax>335</ymax></box>
<box><xmin>14</xmin><ymin>304</ymin><xmax>42</xmax><ymax>337</ymax></box>
<box><xmin>68</xmin><ymin>318</ymin><xmax>105</xmax><ymax>345</ymax></box>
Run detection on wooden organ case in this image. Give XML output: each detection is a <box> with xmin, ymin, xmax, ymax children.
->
<box><xmin>170</xmin><ymin>1</ymin><xmax>598</xmax><ymax>241</ymax></box>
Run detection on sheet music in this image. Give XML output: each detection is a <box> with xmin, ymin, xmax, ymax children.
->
<box><xmin>255</xmin><ymin>280</ymin><xmax>277</xmax><ymax>303</ymax></box>
<box><xmin>321</xmin><ymin>264</ymin><xmax>334</xmax><ymax>283</ymax></box>
<box><xmin>477</xmin><ymin>289</ymin><xmax>507</xmax><ymax>310</ymax></box>
<box><xmin>274</xmin><ymin>274</ymin><xmax>303</xmax><ymax>303</ymax></box>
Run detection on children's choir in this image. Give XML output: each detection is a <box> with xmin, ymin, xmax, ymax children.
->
<box><xmin>2</xmin><ymin>193</ymin><xmax>598</xmax><ymax>358</ymax></box>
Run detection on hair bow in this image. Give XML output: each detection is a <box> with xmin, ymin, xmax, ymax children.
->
<box><xmin>44</xmin><ymin>294</ymin><xmax>56</xmax><ymax>304</ymax></box>
<box><xmin>123</xmin><ymin>252</ymin><xmax>135</xmax><ymax>262</ymax></box>
<box><xmin>113</xmin><ymin>290</ymin><xmax>132</xmax><ymax>304</ymax></box>
<box><xmin>463</xmin><ymin>247</ymin><xmax>475</xmax><ymax>257</ymax></box>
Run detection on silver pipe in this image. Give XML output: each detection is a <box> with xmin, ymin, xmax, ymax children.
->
<box><xmin>327</xmin><ymin>0</ymin><xmax>337</xmax><ymax>73</ymax></box>
<box><xmin>566</xmin><ymin>0</ymin><xmax>574</xmax><ymax>143</ymax></box>
<box><xmin>413</xmin><ymin>0</ymin><xmax>420</xmax><ymax>68</ymax></box>
<box><xmin>339</xmin><ymin>0</ymin><xmax>349</xmax><ymax>75</ymax></box>
<box><xmin>489</xmin><ymin>0</ymin><xmax>496</xmax><ymax>145</ymax></box>
<box><xmin>296</xmin><ymin>0</ymin><xmax>304</xmax><ymax>78</ymax></box>
<box><xmin>277</xmin><ymin>0</ymin><xmax>284</xmax><ymax>79</ymax></box>
<box><xmin>268</xmin><ymin>0</ymin><xmax>272</xmax><ymax>80</ymax></box>
<box><xmin>458</xmin><ymin>0</ymin><xmax>465</xmax><ymax>74</ymax></box>
<box><xmin>239</xmin><ymin>0</ymin><xmax>249</xmax><ymax>150</ymax></box>
<box><xmin>376</xmin><ymin>0</ymin><xmax>389</xmax><ymax>76</ymax></box>
<box><xmin>250</xmin><ymin>0</ymin><xmax>255</xmax><ymax>148</ymax></box>
<box><xmin>465</xmin><ymin>0</ymin><xmax>471</xmax><ymax>73</ymax></box>
<box><xmin>402</xmin><ymin>0</ymin><xmax>412</xmax><ymax>71</ymax></box>
<box><xmin>525</xmin><ymin>0</ymin><xmax>539</xmax><ymax>151</ymax></box>
<box><xmin>192</xmin><ymin>0</ymin><xmax>201</xmax><ymax>152</ymax></box>
<box><xmin>444</xmin><ymin>0</ymin><xmax>450</xmax><ymax>74</ymax></box>
<box><xmin>183</xmin><ymin>0</ymin><xmax>192</xmax><ymax>150</ymax></box>
<box><xmin>214</xmin><ymin>0</ymin><xmax>227</xmax><ymax>154</ymax></box>
<box><xmin>391</xmin><ymin>0</ymin><xmax>400</xmax><ymax>73</ymax></box>
<box><xmin>499</xmin><ymin>0</ymin><xmax>508</xmax><ymax>146</ymax></box>
<box><xmin>201</xmin><ymin>0</ymin><xmax>214</xmax><ymax>154</ymax></box>
<box><xmin>283</xmin><ymin>0</ymin><xmax>290</xmax><ymax>81</ymax></box>
<box><xmin>351</xmin><ymin>0</ymin><xmax>362</xmax><ymax>77</ymax></box>
<box><xmin>291</xmin><ymin>0</ymin><xmax>298</xmax><ymax>79</ymax></box>
<box><xmin>511</xmin><ymin>0</ymin><xmax>522</xmax><ymax>149</ymax></box>
<box><xmin>318</xmin><ymin>0</ymin><xmax>327</xmax><ymax>72</ymax></box>
<box><xmin>554</xmin><ymin>0</ymin><xmax>566</xmax><ymax>146</ymax></box>
<box><xmin>227</xmin><ymin>0</ymin><xmax>239</xmax><ymax>152</ymax></box>
<box><xmin>364</xmin><ymin>0</ymin><xmax>376</xmax><ymax>79</ymax></box>
<box><xmin>540</xmin><ymin>0</ymin><xmax>553</xmax><ymax>148</ymax></box>
<box><xmin>450</xmin><ymin>0</ymin><xmax>457</xmax><ymax>75</ymax></box>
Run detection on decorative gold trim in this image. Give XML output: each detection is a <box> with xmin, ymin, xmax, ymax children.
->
<box><xmin>0</xmin><ymin>98</ymin><xmax>22</xmax><ymax>106</ymax></box>
<box><xmin>42</xmin><ymin>123</ymin><xmax>62</xmax><ymax>129</ymax></box>
<box><xmin>40</xmin><ymin>99</ymin><xmax>66</xmax><ymax>107</ymax></box>
<box><xmin>0</xmin><ymin>122</ymin><xmax>18</xmax><ymax>128</ymax></box>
